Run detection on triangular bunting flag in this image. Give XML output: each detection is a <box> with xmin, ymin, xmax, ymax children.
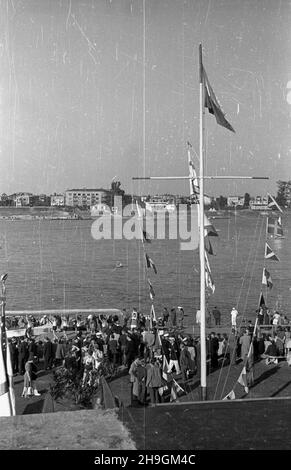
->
<box><xmin>267</xmin><ymin>193</ymin><xmax>283</xmax><ymax>213</ymax></box>
<box><xmin>204</xmin><ymin>214</ymin><xmax>218</xmax><ymax>237</ymax></box>
<box><xmin>264</xmin><ymin>243</ymin><xmax>280</xmax><ymax>262</ymax></box>
<box><xmin>205</xmin><ymin>237</ymin><xmax>215</xmax><ymax>255</ymax></box>
<box><xmin>258</xmin><ymin>291</ymin><xmax>266</xmax><ymax>308</ymax></box>
<box><xmin>145</xmin><ymin>253</ymin><xmax>157</xmax><ymax>274</ymax></box>
<box><xmin>142</xmin><ymin>230</ymin><xmax>151</xmax><ymax>243</ymax></box>
<box><xmin>237</xmin><ymin>366</ymin><xmax>249</xmax><ymax>393</ymax></box>
<box><xmin>150</xmin><ymin>304</ymin><xmax>157</xmax><ymax>328</ymax></box>
<box><xmin>205</xmin><ymin>252</ymin><xmax>215</xmax><ymax>293</ymax></box>
<box><xmin>262</xmin><ymin>267</ymin><xmax>273</xmax><ymax>289</ymax></box>
<box><xmin>148</xmin><ymin>279</ymin><xmax>155</xmax><ymax>300</ymax></box>
<box><xmin>222</xmin><ymin>390</ymin><xmax>236</xmax><ymax>400</ymax></box>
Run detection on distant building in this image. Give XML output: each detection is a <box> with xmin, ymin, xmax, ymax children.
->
<box><xmin>10</xmin><ymin>192</ymin><xmax>33</xmax><ymax>207</ymax></box>
<box><xmin>50</xmin><ymin>194</ymin><xmax>65</xmax><ymax>206</ymax></box>
<box><xmin>65</xmin><ymin>188</ymin><xmax>110</xmax><ymax>207</ymax></box>
<box><xmin>227</xmin><ymin>196</ymin><xmax>245</xmax><ymax>207</ymax></box>
<box><xmin>29</xmin><ymin>194</ymin><xmax>51</xmax><ymax>206</ymax></box>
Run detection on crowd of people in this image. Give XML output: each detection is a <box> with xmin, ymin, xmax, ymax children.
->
<box><xmin>6</xmin><ymin>303</ymin><xmax>291</xmax><ymax>405</ymax></box>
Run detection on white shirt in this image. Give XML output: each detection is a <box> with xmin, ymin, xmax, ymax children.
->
<box><xmin>196</xmin><ymin>310</ymin><xmax>201</xmax><ymax>324</ymax></box>
<box><xmin>231</xmin><ymin>308</ymin><xmax>238</xmax><ymax>325</ymax></box>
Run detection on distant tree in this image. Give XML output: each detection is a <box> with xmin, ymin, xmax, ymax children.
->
<box><xmin>243</xmin><ymin>192</ymin><xmax>250</xmax><ymax>208</ymax></box>
<box><xmin>216</xmin><ymin>195</ymin><xmax>227</xmax><ymax>209</ymax></box>
<box><xmin>276</xmin><ymin>180</ymin><xmax>289</xmax><ymax>207</ymax></box>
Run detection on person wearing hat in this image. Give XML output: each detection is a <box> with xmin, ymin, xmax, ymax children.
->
<box><xmin>177</xmin><ymin>307</ymin><xmax>184</xmax><ymax>329</ymax></box>
<box><xmin>167</xmin><ymin>337</ymin><xmax>181</xmax><ymax>375</ymax></box>
<box><xmin>43</xmin><ymin>337</ymin><xmax>53</xmax><ymax>370</ymax></box>
<box><xmin>21</xmin><ymin>353</ymin><xmax>41</xmax><ymax>398</ymax></box>
<box><xmin>169</xmin><ymin>308</ymin><xmax>177</xmax><ymax>328</ymax></box>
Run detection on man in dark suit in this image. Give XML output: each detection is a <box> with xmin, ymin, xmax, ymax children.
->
<box><xmin>43</xmin><ymin>337</ymin><xmax>53</xmax><ymax>370</ymax></box>
<box><xmin>18</xmin><ymin>338</ymin><xmax>28</xmax><ymax>375</ymax></box>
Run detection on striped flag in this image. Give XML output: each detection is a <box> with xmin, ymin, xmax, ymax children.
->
<box><xmin>262</xmin><ymin>267</ymin><xmax>273</xmax><ymax>289</ymax></box>
<box><xmin>267</xmin><ymin>193</ymin><xmax>283</xmax><ymax>213</ymax></box>
<box><xmin>148</xmin><ymin>280</ymin><xmax>155</xmax><ymax>300</ymax></box>
<box><xmin>264</xmin><ymin>243</ymin><xmax>280</xmax><ymax>262</ymax></box>
<box><xmin>145</xmin><ymin>253</ymin><xmax>157</xmax><ymax>274</ymax></box>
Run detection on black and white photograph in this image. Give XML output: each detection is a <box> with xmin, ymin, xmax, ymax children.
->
<box><xmin>0</xmin><ymin>0</ymin><xmax>291</xmax><ymax>457</ymax></box>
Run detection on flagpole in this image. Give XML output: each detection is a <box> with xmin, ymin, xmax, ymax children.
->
<box><xmin>199</xmin><ymin>44</ymin><xmax>207</xmax><ymax>401</ymax></box>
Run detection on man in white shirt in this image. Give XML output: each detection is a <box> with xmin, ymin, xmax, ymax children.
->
<box><xmin>231</xmin><ymin>307</ymin><xmax>239</xmax><ymax>334</ymax></box>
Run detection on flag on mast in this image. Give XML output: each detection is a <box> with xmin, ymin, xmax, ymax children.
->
<box><xmin>200</xmin><ymin>55</ymin><xmax>235</xmax><ymax>133</ymax></box>
<box><xmin>262</xmin><ymin>267</ymin><xmax>273</xmax><ymax>289</ymax></box>
<box><xmin>150</xmin><ymin>304</ymin><xmax>157</xmax><ymax>327</ymax></box>
<box><xmin>145</xmin><ymin>253</ymin><xmax>157</xmax><ymax>274</ymax></box>
<box><xmin>264</xmin><ymin>243</ymin><xmax>280</xmax><ymax>261</ymax></box>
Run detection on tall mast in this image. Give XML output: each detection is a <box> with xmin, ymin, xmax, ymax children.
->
<box><xmin>198</xmin><ymin>44</ymin><xmax>207</xmax><ymax>400</ymax></box>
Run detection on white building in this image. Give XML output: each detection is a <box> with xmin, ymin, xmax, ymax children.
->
<box><xmin>65</xmin><ymin>188</ymin><xmax>109</xmax><ymax>207</ymax></box>
<box><xmin>50</xmin><ymin>194</ymin><xmax>65</xmax><ymax>206</ymax></box>
<box><xmin>227</xmin><ymin>196</ymin><xmax>245</xmax><ymax>207</ymax></box>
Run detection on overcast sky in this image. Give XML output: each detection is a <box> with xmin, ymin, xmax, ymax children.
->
<box><xmin>0</xmin><ymin>0</ymin><xmax>291</xmax><ymax>197</ymax></box>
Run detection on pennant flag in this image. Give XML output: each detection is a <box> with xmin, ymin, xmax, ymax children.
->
<box><xmin>148</xmin><ymin>280</ymin><xmax>155</xmax><ymax>300</ymax></box>
<box><xmin>267</xmin><ymin>217</ymin><xmax>275</xmax><ymax>237</ymax></box>
<box><xmin>150</xmin><ymin>304</ymin><xmax>157</xmax><ymax>328</ymax></box>
<box><xmin>205</xmin><ymin>252</ymin><xmax>215</xmax><ymax>293</ymax></box>
<box><xmin>275</xmin><ymin>217</ymin><xmax>284</xmax><ymax>238</ymax></box>
<box><xmin>170</xmin><ymin>379</ymin><xmax>185</xmax><ymax>402</ymax></box>
<box><xmin>201</xmin><ymin>60</ymin><xmax>235</xmax><ymax>133</ymax></box>
<box><xmin>267</xmin><ymin>193</ymin><xmax>283</xmax><ymax>213</ymax></box>
<box><xmin>264</xmin><ymin>243</ymin><xmax>280</xmax><ymax>262</ymax></box>
<box><xmin>222</xmin><ymin>390</ymin><xmax>236</xmax><ymax>400</ymax></box>
<box><xmin>258</xmin><ymin>291</ymin><xmax>266</xmax><ymax>308</ymax></box>
<box><xmin>145</xmin><ymin>253</ymin><xmax>157</xmax><ymax>274</ymax></box>
<box><xmin>262</xmin><ymin>267</ymin><xmax>273</xmax><ymax>289</ymax></box>
<box><xmin>237</xmin><ymin>366</ymin><xmax>249</xmax><ymax>393</ymax></box>
<box><xmin>0</xmin><ymin>340</ymin><xmax>15</xmax><ymax>417</ymax></box>
<box><xmin>204</xmin><ymin>214</ymin><xmax>218</xmax><ymax>237</ymax></box>
<box><xmin>143</xmin><ymin>230</ymin><xmax>151</xmax><ymax>243</ymax></box>
<box><xmin>205</xmin><ymin>237</ymin><xmax>215</xmax><ymax>256</ymax></box>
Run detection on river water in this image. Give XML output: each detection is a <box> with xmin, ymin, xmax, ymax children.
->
<box><xmin>0</xmin><ymin>210</ymin><xmax>290</xmax><ymax>327</ymax></box>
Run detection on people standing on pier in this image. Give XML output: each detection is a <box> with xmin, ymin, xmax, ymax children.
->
<box><xmin>162</xmin><ymin>307</ymin><xmax>169</xmax><ymax>326</ymax></box>
<box><xmin>180</xmin><ymin>342</ymin><xmax>192</xmax><ymax>385</ymax></box>
<box><xmin>169</xmin><ymin>308</ymin><xmax>177</xmax><ymax>328</ymax></box>
<box><xmin>146</xmin><ymin>356</ymin><xmax>163</xmax><ymax>405</ymax></box>
<box><xmin>167</xmin><ymin>336</ymin><xmax>181</xmax><ymax>375</ymax></box>
<box><xmin>209</xmin><ymin>332</ymin><xmax>219</xmax><ymax>369</ymax></box>
<box><xmin>212</xmin><ymin>306</ymin><xmax>221</xmax><ymax>326</ymax></box>
<box><xmin>21</xmin><ymin>354</ymin><xmax>41</xmax><ymax>398</ymax></box>
<box><xmin>177</xmin><ymin>307</ymin><xmax>184</xmax><ymax>329</ymax></box>
<box><xmin>43</xmin><ymin>337</ymin><xmax>53</xmax><ymax>370</ymax></box>
<box><xmin>239</xmin><ymin>330</ymin><xmax>251</xmax><ymax>362</ymax></box>
<box><xmin>230</xmin><ymin>307</ymin><xmax>239</xmax><ymax>334</ymax></box>
<box><xmin>18</xmin><ymin>337</ymin><xmax>28</xmax><ymax>375</ymax></box>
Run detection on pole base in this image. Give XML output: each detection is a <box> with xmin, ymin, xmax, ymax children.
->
<box><xmin>200</xmin><ymin>386</ymin><xmax>207</xmax><ymax>401</ymax></box>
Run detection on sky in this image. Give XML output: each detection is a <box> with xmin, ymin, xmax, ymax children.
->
<box><xmin>0</xmin><ymin>0</ymin><xmax>291</xmax><ymax>198</ymax></box>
